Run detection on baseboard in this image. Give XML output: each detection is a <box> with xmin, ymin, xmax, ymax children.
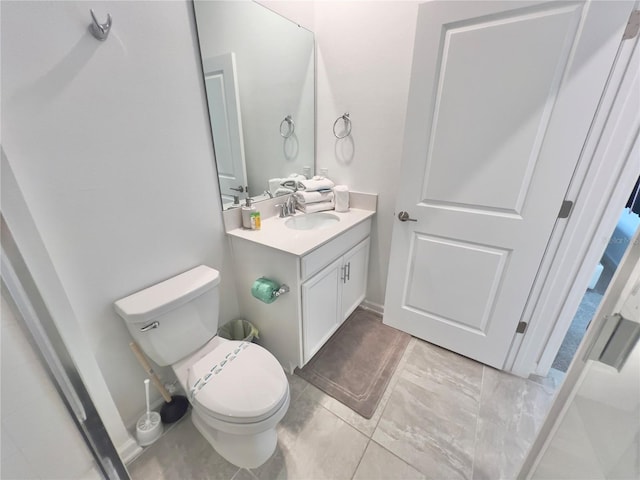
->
<box><xmin>360</xmin><ymin>299</ymin><xmax>384</xmax><ymax>316</ymax></box>
<box><xmin>118</xmin><ymin>435</ymin><xmax>143</xmax><ymax>464</ymax></box>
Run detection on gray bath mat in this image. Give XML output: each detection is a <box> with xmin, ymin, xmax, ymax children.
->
<box><xmin>295</xmin><ymin>308</ymin><xmax>410</xmax><ymax>419</ymax></box>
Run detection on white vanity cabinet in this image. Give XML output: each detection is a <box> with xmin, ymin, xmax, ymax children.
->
<box><xmin>228</xmin><ymin>214</ymin><xmax>373</xmax><ymax>372</ymax></box>
<box><xmin>301</xmin><ymin>237</ymin><xmax>370</xmax><ymax>363</ymax></box>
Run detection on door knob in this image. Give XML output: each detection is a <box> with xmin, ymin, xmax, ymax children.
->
<box><xmin>398</xmin><ymin>211</ymin><xmax>417</xmax><ymax>222</ymax></box>
<box><xmin>230</xmin><ymin>185</ymin><xmax>245</xmax><ymax>192</ymax></box>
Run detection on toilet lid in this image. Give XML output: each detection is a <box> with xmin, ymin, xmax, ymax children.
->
<box><xmin>187</xmin><ymin>341</ymin><xmax>288</xmax><ymax>423</ymax></box>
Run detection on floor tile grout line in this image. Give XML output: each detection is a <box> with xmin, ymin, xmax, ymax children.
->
<box><xmin>370</xmin><ymin>438</ymin><xmax>428</xmax><ymax>478</ymax></box>
<box><xmin>297</xmin><ymin>336</ymin><xmax>414</xmax><ymax>440</ymax></box>
<box><xmin>295</xmin><ymin>376</ymin><xmax>310</xmax><ymax>402</ymax></box>
<box><xmin>350</xmin><ymin>438</ymin><xmax>372</xmax><ymax>480</ymax></box>
<box><xmin>364</xmin><ymin>337</ymin><xmax>428</xmax><ymax>477</ymax></box>
<box><xmin>302</xmin><ymin>400</ymin><xmax>373</xmax><ymax>480</ymax></box>
<box><xmin>313</xmin><ymin>398</ymin><xmax>370</xmax><ymax>439</ymax></box>
<box><xmin>369</xmin><ymin>338</ymin><xmax>413</xmax><ymax>438</ymax></box>
<box><xmin>228</xmin><ymin>466</ymin><xmax>242</xmax><ymax>480</ymax></box>
<box><xmin>470</xmin><ymin>365</ymin><xmax>486</xmax><ymax>480</ymax></box>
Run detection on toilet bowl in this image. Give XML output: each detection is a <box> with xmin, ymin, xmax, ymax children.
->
<box><xmin>114</xmin><ymin>265</ymin><xmax>289</xmax><ymax>468</ymax></box>
<box><xmin>172</xmin><ymin>336</ymin><xmax>289</xmax><ymax>468</ymax></box>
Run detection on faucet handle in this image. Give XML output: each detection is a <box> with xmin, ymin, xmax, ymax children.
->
<box><xmin>274</xmin><ymin>203</ymin><xmax>287</xmax><ymax>218</ymax></box>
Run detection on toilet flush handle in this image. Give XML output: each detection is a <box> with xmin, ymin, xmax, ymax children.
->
<box><xmin>140</xmin><ymin>321</ymin><xmax>159</xmax><ymax>332</ymax></box>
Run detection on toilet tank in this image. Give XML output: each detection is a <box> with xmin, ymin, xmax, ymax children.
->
<box><xmin>114</xmin><ymin>265</ymin><xmax>220</xmax><ymax>366</ymax></box>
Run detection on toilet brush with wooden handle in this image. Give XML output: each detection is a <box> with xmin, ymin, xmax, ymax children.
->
<box><xmin>129</xmin><ymin>342</ymin><xmax>189</xmax><ymax>424</ymax></box>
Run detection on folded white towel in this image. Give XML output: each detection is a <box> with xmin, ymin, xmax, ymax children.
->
<box><xmin>298</xmin><ymin>178</ymin><xmax>335</xmax><ymax>191</ymax></box>
<box><xmin>274</xmin><ymin>187</ymin><xmax>294</xmax><ymax>197</ymax></box>
<box><xmin>295</xmin><ymin>191</ymin><xmax>335</xmax><ymax>205</ymax></box>
<box><xmin>268</xmin><ymin>178</ymin><xmax>283</xmax><ymax>194</ymax></box>
<box><xmin>296</xmin><ymin>200</ymin><xmax>335</xmax><ymax>213</ymax></box>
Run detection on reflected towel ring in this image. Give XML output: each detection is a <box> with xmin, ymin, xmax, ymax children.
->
<box><xmin>333</xmin><ymin>113</ymin><xmax>352</xmax><ymax>139</ymax></box>
<box><xmin>280</xmin><ymin>115</ymin><xmax>295</xmax><ymax>138</ymax></box>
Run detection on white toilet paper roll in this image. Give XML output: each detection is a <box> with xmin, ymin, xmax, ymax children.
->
<box><xmin>334</xmin><ymin>185</ymin><xmax>349</xmax><ymax>212</ymax></box>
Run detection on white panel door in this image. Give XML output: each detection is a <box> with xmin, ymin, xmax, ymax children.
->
<box><xmin>384</xmin><ymin>1</ymin><xmax>634</xmax><ymax>368</ymax></box>
<box><xmin>202</xmin><ymin>53</ymin><xmax>247</xmax><ymax>203</ymax></box>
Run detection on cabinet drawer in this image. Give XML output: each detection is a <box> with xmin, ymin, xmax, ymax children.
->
<box><xmin>301</xmin><ymin>218</ymin><xmax>371</xmax><ymax>280</ymax></box>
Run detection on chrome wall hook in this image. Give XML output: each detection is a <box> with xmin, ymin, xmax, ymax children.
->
<box><xmin>89</xmin><ymin>9</ymin><xmax>112</xmax><ymax>41</ymax></box>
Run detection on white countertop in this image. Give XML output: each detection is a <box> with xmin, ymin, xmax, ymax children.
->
<box><xmin>227</xmin><ymin>208</ymin><xmax>375</xmax><ymax>256</ymax></box>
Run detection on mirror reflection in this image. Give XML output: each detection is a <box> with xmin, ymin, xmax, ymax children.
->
<box><xmin>193</xmin><ymin>1</ymin><xmax>315</xmax><ymax>210</ymax></box>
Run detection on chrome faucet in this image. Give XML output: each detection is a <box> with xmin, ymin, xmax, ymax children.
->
<box><xmin>275</xmin><ymin>195</ymin><xmax>297</xmax><ymax>218</ymax></box>
<box><xmin>286</xmin><ymin>194</ymin><xmax>296</xmax><ymax>215</ymax></box>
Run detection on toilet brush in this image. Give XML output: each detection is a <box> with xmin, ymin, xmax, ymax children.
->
<box><xmin>130</xmin><ymin>342</ymin><xmax>190</xmax><ymax>424</ymax></box>
<box><xmin>136</xmin><ymin>379</ymin><xmax>163</xmax><ymax>446</ymax></box>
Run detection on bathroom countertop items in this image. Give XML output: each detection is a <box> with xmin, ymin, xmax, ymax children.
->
<box><xmin>334</xmin><ymin>185</ymin><xmax>349</xmax><ymax>212</ymax></box>
<box><xmin>296</xmin><ymin>177</ymin><xmax>335</xmax><ymax>191</ymax></box>
<box><xmin>269</xmin><ymin>174</ymin><xmax>307</xmax><ymax>197</ymax></box>
<box><xmin>227</xmin><ymin>207</ymin><xmax>375</xmax><ymax>256</ymax></box>
<box><xmin>295</xmin><ymin>176</ymin><xmax>336</xmax><ymax>213</ymax></box>
<box><xmin>297</xmin><ymin>202</ymin><xmax>335</xmax><ymax>214</ymax></box>
<box><xmin>294</xmin><ymin>190</ymin><xmax>334</xmax><ymax>204</ymax></box>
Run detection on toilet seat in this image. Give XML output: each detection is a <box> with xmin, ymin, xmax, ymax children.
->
<box><xmin>187</xmin><ymin>341</ymin><xmax>288</xmax><ymax>424</ymax></box>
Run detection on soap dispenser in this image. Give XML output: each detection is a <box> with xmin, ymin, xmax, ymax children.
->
<box><xmin>241</xmin><ymin>197</ymin><xmax>256</xmax><ymax>229</ymax></box>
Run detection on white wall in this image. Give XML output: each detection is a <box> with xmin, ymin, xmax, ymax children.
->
<box><xmin>2</xmin><ymin>0</ymin><xmax>419</xmax><ymax>450</ymax></box>
<box><xmin>1</xmin><ymin>290</ymin><xmax>99</xmax><ymax>479</ymax></box>
<box><xmin>1</xmin><ymin>0</ymin><xmax>239</xmax><ymax>430</ymax></box>
<box><xmin>2</xmin><ymin>149</ymin><xmax>140</xmax><ymax>462</ymax></box>
<box><xmin>264</xmin><ymin>1</ymin><xmax>420</xmax><ymax>307</ymax></box>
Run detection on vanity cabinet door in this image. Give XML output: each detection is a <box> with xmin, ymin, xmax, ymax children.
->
<box><xmin>341</xmin><ymin>237</ymin><xmax>370</xmax><ymax>322</ymax></box>
<box><xmin>301</xmin><ymin>257</ymin><xmax>342</xmax><ymax>363</ymax></box>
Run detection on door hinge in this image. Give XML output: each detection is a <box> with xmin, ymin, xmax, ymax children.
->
<box><xmin>623</xmin><ymin>10</ymin><xmax>640</xmax><ymax>40</ymax></box>
<box><xmin>558</xmin><ymin>200</ymin><xmax>574</xmax><ymax>219</ymax></box>
<box><xmin>516</xmin><ymin>321</ymin><xmax>528</xmax><ymax>334</ymax></box>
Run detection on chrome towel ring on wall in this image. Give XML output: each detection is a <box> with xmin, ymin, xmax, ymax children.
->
<box><xmin>333</xmin><ymin>112</ymin><xmax>352</xmax><ymax>139</ymax></box>
<box><xmin>280</xmin><ymin>115</ymin><xmax>295</xmax><ymax>138</ymax></box>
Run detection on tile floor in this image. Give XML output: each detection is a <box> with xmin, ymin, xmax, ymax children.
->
<box><xmin>128</xmin><ymin>337</ymin><xmax>557</xmax><ymax>480</ymax></box>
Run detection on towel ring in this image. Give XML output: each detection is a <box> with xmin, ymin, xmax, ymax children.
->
<box><xmin>280</xmin><ymin>115</ymin><xmax>295</xmax><ymax>138</ymax></box>
<box><xmin>333</xmin><ymin>113</ymin><xmax>352</xmax><ymax>139</ymax></box>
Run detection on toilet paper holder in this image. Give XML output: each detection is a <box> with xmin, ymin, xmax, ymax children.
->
<box><xmin>273</xmin><ymin>284</ymin><xmax>290</xmax><ymax>298</ymax></box>
<box><xmin>251</xmin><ymin>277</ymin><xmax>290</xmax><ymax>304</ymax></box>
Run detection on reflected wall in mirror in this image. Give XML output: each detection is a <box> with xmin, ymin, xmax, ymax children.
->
<box><xmin>193</xmin><ymin>1</ymin><xmax>315</xmax><ymax>210</ymax></box>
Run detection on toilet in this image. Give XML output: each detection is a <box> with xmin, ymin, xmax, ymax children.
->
<box><xmin>114</xmin><ymin>265</ymin><xmax>290</xmax><ymax>468</ymax></box>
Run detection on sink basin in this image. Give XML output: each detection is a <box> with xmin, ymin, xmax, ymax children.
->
<box><xmin>285</xmin><ymin>212</ymin><xmax>340</xmax><ymax>230</ymax></box>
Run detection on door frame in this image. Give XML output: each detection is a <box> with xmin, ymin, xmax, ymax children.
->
<box><xmin>0</xmin><ymin>148</ymin><xmax>142</xmax><ymax>464</ymax></box>
<box><xmin>1</xmin><ymin>225</ymin><xmax>132</xmax><ymax>480</ymax></box>
<box><xmin>507</xmin><ymin>24</ymin><xmax>640</xmax><ymax>377</ymax></box>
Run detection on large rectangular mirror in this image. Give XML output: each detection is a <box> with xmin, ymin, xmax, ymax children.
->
<box><xmin>193</xmin><ymin>1</ymin><xmax>315</xmax><ymax>210</ymax></box>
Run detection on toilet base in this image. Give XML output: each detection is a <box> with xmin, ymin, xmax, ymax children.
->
<box><xmin>191</xmin><ymin>410</ymin><xmax>278</xmax><ymax>469</ymax></box>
